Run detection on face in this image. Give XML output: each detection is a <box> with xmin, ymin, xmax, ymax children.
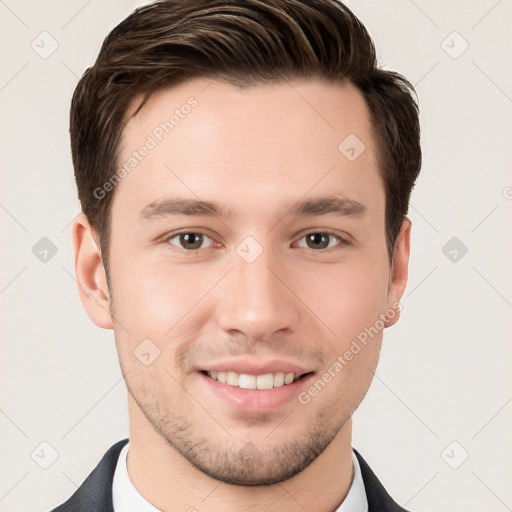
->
<box><xmin>75</xmin><ymin>78</ymin><xmax>410</xmax><ymax>485</ymax></box>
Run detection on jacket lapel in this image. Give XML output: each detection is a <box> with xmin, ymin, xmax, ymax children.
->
<box><xmin>354</xmin><ymin>448</ymin><xmax>411</xmax><ymax>512</ymax></box>
<box><xmin>51</xmin><ymin>438</ymin><xmax>129</xmax><ymax>512</ymax></box>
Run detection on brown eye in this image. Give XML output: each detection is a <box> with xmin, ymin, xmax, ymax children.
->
<box><xmin>167</xmin><ymin>232</ymin><xmax>213</xmax><ymax>251</ymax></box>
<box><xmin>297</xmin><ymin>232</ymin><xmax>342</xmax><ymax>250</ymax></box>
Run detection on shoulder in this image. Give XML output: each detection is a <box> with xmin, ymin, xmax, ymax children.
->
<box><xmin>353</xmin><ymin>448</ymin><xmax>413</xmax><ymax>512</ymax></box>
<box><xmin>49</xmin><ymin>438</ymin><xmax>129</xmax><ymax>512</ymax></box>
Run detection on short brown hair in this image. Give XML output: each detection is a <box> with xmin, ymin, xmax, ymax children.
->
<box><xmin>70</xmin><ymin>0</ymin><xmax>421</xmax><ymax>277</ymax></box>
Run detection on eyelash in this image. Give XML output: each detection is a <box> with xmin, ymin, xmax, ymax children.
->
<box><xmin>162</xmin><ymin>230</ymin><xmax>348</xmax><ymax>254</ymax></box>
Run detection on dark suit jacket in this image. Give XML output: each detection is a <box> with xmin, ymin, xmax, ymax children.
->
<box><xmin>50</xmin><ymin>438</ymin><xmax>411</xmax><ymax>511</ymax></box>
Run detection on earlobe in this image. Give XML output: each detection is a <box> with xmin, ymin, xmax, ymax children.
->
<box><xmin>385</xmin><ymin>218</ymin><xmax>411</xmax><ymax>328</ymax></box>
<box><xmin>72</xmin><ymin>213</ymin><xmax>113</xmax><ymax>329</ymax></box>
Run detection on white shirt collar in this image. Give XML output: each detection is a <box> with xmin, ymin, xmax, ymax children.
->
<box><xmin>112</xmin><ymin>441</ymin><xmax>368</xmax><ymax>512</ymax></box>
<box><xmin>112</xmin><ymin>442</ymin><xmax>160</xmax><ymax>512</ymax></box>
<box><xmin>335</xmin><ymin>450</ymin><xmax>368</xmax><ymax>512</ymax></box>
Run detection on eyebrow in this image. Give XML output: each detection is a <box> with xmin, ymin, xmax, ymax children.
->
<box><xmin>138</xmin><ymin>194</ymin><xmax>367</xmax><ymax>223</ymax></box>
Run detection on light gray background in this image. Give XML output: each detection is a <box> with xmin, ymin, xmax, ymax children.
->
<box><xmin>1</xmin><ymin>1</ymin><xmax>511</xmax><ymax>511</ymax></box>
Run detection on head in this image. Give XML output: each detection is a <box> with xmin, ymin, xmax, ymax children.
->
<box><xmin>72</xmin><ymin>0</ymin><xmax>420</xmax><ymax>486</ymax></box>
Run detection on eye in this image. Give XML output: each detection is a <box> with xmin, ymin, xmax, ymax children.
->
<box><xmin>295</xmin><ymin>231</ymin><xmax>344</xmax><ymax>250</ymax></box>
<box><xmin>166</xmin><ymin>232</ymin><xmax>215</xmax><ymax>251</ymax></box>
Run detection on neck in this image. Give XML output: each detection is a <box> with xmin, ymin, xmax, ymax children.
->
<box><xmin>126</xmin><ymin>396</ymin><xmax>354</xmax><ymax>512</ymax></box>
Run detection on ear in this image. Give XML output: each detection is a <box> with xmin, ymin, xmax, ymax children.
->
<box><xmin>72</xmin><ymin>213</ymin><xmax>113</xmax><ymax>329</ymax></box>
<box><xmin>385</xmin><ymin>217</ymin><xmax>411</xmax><ymax>327</ymax></box>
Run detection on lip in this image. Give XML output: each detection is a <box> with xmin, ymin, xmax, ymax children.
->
<box><xmin>198</xmin><ymin>370</ymin><xmax>315</xmax><ymax>413</ymax></box>
<box><xmin>199</xmin><ymin>358</ymin><xmax>313</xmax><ymax>376</ymax></box>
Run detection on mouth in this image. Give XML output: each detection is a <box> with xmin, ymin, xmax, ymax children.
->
<box><xmin>198</xmin><ymin>367</ymin><xmax>316</xmax><ymax>413</ymax></box>
<box><xmin>200</xmin><ymin>370</ymin><xmax>312</xmax><ymax>390</ymax></box>
<box><xmin>197</xmin><ymin>359</ymin><xmax>316</xmax><ymax>413</ymax></box>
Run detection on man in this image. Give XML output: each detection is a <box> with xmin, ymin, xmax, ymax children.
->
<box><xmin>52</xmin><ymin>0</ymin><xmax>421</xmax><ymax>510</ymax></box>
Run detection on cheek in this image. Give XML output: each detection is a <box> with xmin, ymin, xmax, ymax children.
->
<box><xmin>300</xmin><ymin>259</ymin><xmax>390</xmax><ymax>342</ymax></box>
<box><xmin>109</xmin><ymin>258</ymin><xmax>218</xmax><ymax>372</ymax></box>
<box><xmin>110</xmin><ymin>259</ymin><xmax>189</xmax><ymax>328</ymax></box>
<box><xmin>111</xmin><ymin>264</ymin><xmax>193</xmax><ymax>386</ymax></box>
<box><xmin>299</xmin><ymin>263</ymin><xmax>387</xmax><ymax>408</ymax></box>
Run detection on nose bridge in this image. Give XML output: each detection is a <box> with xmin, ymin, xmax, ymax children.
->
<box><xmin>216</xmin><ymin>236</ymin><xmax>300</xmax><ymax>340</ymax></box>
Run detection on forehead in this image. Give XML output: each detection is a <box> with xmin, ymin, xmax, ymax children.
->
<box><xmin>112</xmin><ymin>77</ymin><xmax>383</xmax><ymax>224</ymax></box>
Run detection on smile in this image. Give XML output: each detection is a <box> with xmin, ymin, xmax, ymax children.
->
<box><xmin>205</xmin><ymin>371</ymin><xmax>304</xmax><ymax>390</ymax></box>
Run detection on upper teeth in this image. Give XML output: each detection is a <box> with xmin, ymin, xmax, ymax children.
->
<box><xmin>206</xmin><ymin>371</ymin><xmax>299</xmax><ymax>389</ymax></box>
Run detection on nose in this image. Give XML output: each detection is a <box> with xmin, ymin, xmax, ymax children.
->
<box><xmin>215</xmin><ymin>241</ymin><xmax>301</xmax><ymax>343</ymax></box>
